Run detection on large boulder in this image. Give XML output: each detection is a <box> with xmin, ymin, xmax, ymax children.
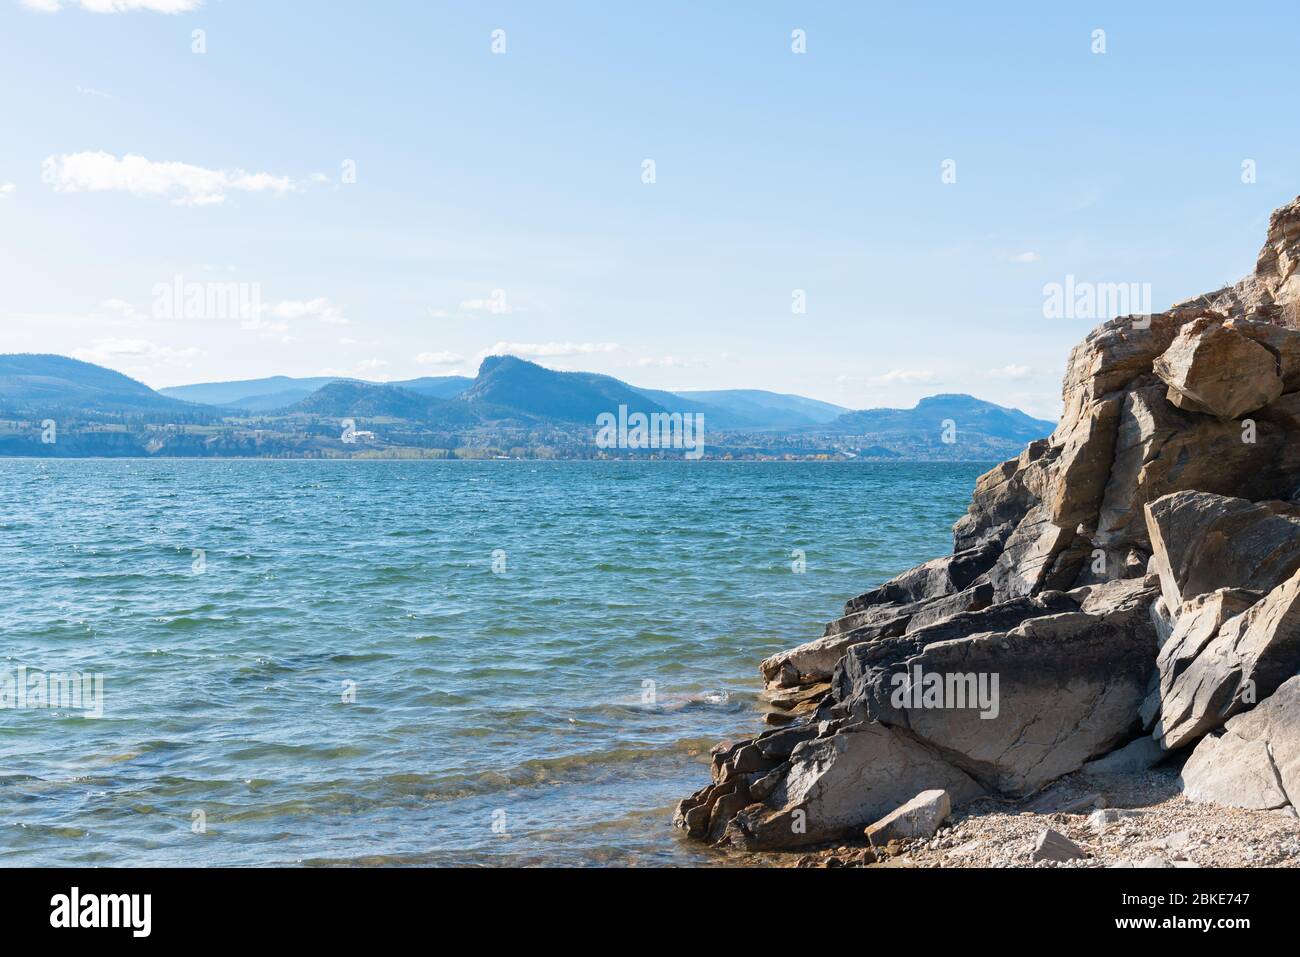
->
<box><xmin>720</xmin><ymin>721</ymin><xmax>984</xmax><ymax>850</ymax></box>
<box><xmin>1153</xmin><ymin>317</ymin><xmax>1283</xmax><ymax>419</ymax></box>
<box><xmin>1145</xmin><ymin>491</ymin><xmax>1300</xmax><ymax>616</ymax></box>
<box><xmin>1093</xmin><ymin>386</ymin><xmax>1292</xmax><ymax>554</ymax></box>
<box><xmin>1180</xmin><ymin>675</ymin><xmax>1300</xmax><ymax>810</ymax></box>
<box><xmin>1140</xmin><ymin>587</ymin><xmax>1262</xmax><ymax>729</ymax></box>
<box><xmin>1153</xmin><ymin>571</ymin><xmax>1300</xmax><ymax>750</ymax></box>
<box><xmin>837</xmin><ymin>584</ymin><xmax>1158</xmax><ymax>795</ymax></box>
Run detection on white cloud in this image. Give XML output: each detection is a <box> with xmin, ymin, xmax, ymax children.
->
<box><xmin>987</xmin><ymin>364</ymin><xmax>1033</xmax><ymax>380</ymax></box>
<box><xmin>459</xmin><ymin>293</ymin><xmax>511</xmax><ymax>314</ymax></box>
<box><xmin>872</xmin><ymin>368</ymin><xmax>938</xmax><ymax>386</ymax></box>
<box><xmin>23</xmin><ymin>0</ymin><xmax>202</xmax><ymax>13</ymax></box>
<box><xmin>0</xmin><ymin>183</ymin><xmax>14</xmax><ymax>200</ymax></box>
<box><xmin>357</xmin><ymin>358</ymin><xmax>388</xmax><ymax>372</ymax></box>
<box><xmin>1009</xmin><ymin>252</ymin><xmax>1041</xmax><ymax>263</ymax></box>
<box><xmin>267</xmin><ymin>298</ymin><xmax>348</xmax><ymax>324</ymax></box>
<box><xmin>416</xmin><ymin>351</ymin><xmax>464</xmax><ymax>366</ymax></box>
<box><xmin>42</xmin><ymin>151</ymin><xmax>298</xmax><ymax>206</ymax></box>
<box><xmin>479</xmin><ymin>341</ymin><xmax>618</xmax><ymax>359</ymax></box>
<box><xmin>73</xmin><ymin>337</ymin><xmax>200</xmax><ymax>369</ymax></box>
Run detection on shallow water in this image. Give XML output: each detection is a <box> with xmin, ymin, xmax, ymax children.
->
<box><xmin>0</xmin><ymin>459</ymin><xmax>989</xmax><ymax>866</ymax></box>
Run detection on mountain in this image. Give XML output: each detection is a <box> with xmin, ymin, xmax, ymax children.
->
<box><xmin>823</xmin><ymin>394</ymin><xmax>1056</xmax><ymax>443</ymax></box>
<box><xmin>285</xmin><ymin>381</ymin><xmax>533</xmax><ymax>428</ymax></box>
<box><xmin>672</xmin><ymin>389</ymin><xmax>849</xmax><ymax>428</ymax></box>
<box><xmin>0</xmin><ymin>354</ymin><xmax>198</xmax><ymax>414</ymax></box>
<box><xmin>386</xmin><ymin>376</ymin><xmax>474</xmax><ymax>399</ymax></box>
<box><xmin>159</xmin><ymin>374</ymin><xmax>473</xmax><ymax>411</ymax></box>
<box><xmin>460</xmin><ymin>354</ymin><xmax>670</xmax><ymax>423</ymax></box>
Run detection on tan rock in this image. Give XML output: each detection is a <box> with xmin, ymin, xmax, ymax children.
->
<box><xmin>1153</xmin><ymin>317</ymin><xmax>1283</xmax><ymax>418</ymax></box>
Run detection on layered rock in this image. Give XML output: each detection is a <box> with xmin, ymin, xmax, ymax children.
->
<box><xmin>677</xmin><ymin>194</ymin><xmax>1300</xmax><ymax>849</ymax></box>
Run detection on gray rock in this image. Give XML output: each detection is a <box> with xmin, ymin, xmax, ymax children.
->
<box><xmin>1031</xmin><ymin>829</ymin><xmax>1086</xmax><ymax>862</ymax></box>
<box><xmin>1141</xmin><ymin>587</ymin><xmax>1263</xmax><ymax>729</ymax></box>
<box><xmin>1145</xmin><ymin>490</ymin><xmax>1300</xmax><ymax>616</ymax></box>
<box><xmin>1180</xmin><ymin>674</ymin><xmax>1300</xmax><ymax>810</ymax></box>
<box><xmin>842</xmin><ymin>597</ymin><xmax>1157</xmax><ymax>796</ymax></box>
<box><xmin>864</xmin><ymin>789</ymin><xmax>952</xmax><ymax>846</ymax></box>
<box><xmin>717</xmin><ymin>722</ymin><xmax>984</xmax><ymax>850</ymax></box>
<box><xmin>1083</xmin><ymin>736</ymin><xmax>1166</xmax><ymax>776</ymax></box>
<box><xmin>1155</xmin><ymin>572</ymin><xmax>1300</xmax><ymax>750</ymax></box>
<box><xmin>1088</xmin><ymin>808</ymin><xmax>1144</xmax><ymax>832</ymax></box>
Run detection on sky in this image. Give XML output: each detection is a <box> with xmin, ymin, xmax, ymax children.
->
<box><xmin>3</xmin><ymin>1</ymin><xmax>1300</xmax><ymax>420</ymax></box>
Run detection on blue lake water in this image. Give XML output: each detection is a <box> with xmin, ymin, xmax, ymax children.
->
<box><xmin>0</xmin><ymin>459</ymin><xmax>990</xmax><ymax>866</ymax></box>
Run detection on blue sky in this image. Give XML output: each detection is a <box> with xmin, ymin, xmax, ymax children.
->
<box><xmin>2</xmin><ymin>1</ymin><xmax>1299</xmax><ymax>419</ymax></box>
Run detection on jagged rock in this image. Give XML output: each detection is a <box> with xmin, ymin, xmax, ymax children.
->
<box><xmin>1031</xmin><ymin>829</ymin><xmax>1086</xmax><ymax>862</ymax></box>
<box><xmin>1094</xmin><ymin>386</ymin><xmax>1292</xmax><ymax>554</ymax></box>
<box><xmin>842</xmin><ymin>541</ymin><xmax>1001</xmax><ymax>614</ymax></box>
<box><xmin>1140</xmin><ymin>588</ymin><xmax>1263</xmax><ymax>729</ymax></box>
<box><xmin>953</xmin><ymin>441</ymin><xmax>1046</xmax><ymax>551</ymax></box>
<box><xmin>1180</xmin><ymin>675</ymin><xmax>1300</xmax><ymax>810</ymax></box>
<box><xmin>864</xmin><ymin>789</ymin><xmax>951</xmax><ymax>846</ymax></box>
<box><xmin>903</xmin><ymin>580</ymin><xmax>994</xmax><ymax>632</ymax></box>
<box><xmin>1229</xmin><ymin>318</ymin><xmax>1300</xmax><ymax>391</ymax></box>
<box><xmin>834</xmin><ymin>590</ymin><xmax>1083</xmax><ymax>699</ymax></box>
<box><xmin>1238</xmin><ymin>195</ymin><xmax>1300</xmax><ymax>319</ymax></box>
<box><xmin>987</xmin><ymin>504</ymin><xmax>1074</xmax><ymax>599</ymax></box>
<box><xmin>841</xmin><ymin>591</ymin><xmax>1158</xmax><ymax>795</ymax></box>
<box><xmin>1153</xmin><ymin>318</ymin><xmax>1284</xmax><ymax>419</ymax></box>
<box><xmin>1082</xmin><ymin>735</ymin><xmax>1166</xmax><ymax>776</ymax></box>
<box><xmin>760</xmin><ymin>615</ymin><xmax>910</xmax><ymax>689</ymax></box>
<box><xmin>718</xmin><ymin>722</ymin><xmax>984</xmax><ymax>849</ymax></box>
<box><xmin>1154</xmin><ymin>571</ymin><xmax>1300</xmax><ymax>750</ymax></box>
<box><xmin>764</xmin><ymin>549</ymin><xmax>1001</xmax><ymax>688</ymax></box>
<box><xmin>1145</xmin><ymin>491</ymin><xmax>1300</xmax><ymax>616</ymax></box>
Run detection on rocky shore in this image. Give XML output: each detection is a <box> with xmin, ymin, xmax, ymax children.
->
<box><xmin>676</xmin><ymin>195</ymin><xmax>1300</xmax><ymax>865</ymax></box>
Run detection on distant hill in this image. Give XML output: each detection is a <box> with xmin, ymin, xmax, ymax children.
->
<box><xmin>0</xmin><ymin>352</ymin><xmax>1055</xmax><ymax>459</ymax></box>
<box><xmin>823</xmin><ymin>394</ymin><xmax>1055</xmax><ymax>444</ymax></box>
<box><xmin>672</xmin><ymin>389</ymin><xmax>849</xmax><ymax>428</ymax></box>
<box><xmin>159</xmin><ymin>374</ymin><xmax>473</xmax><ymax>411</ymax></box>
<box><xmin>460</xmin><ymin>355</ymin><xmax>669</xmax><ymax>423</ymax></box>
<box><xmin>285</xmin><ymin>381</ymin><xmax>534</xmax><ymax>428</ymax></box>
<box><xmin>0</xmin><ymin>354</ymin><xmax>198</xmax><ymax>414</ymax></box>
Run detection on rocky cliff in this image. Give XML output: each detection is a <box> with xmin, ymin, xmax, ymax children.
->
<box><xmin>676</xmin><ymin>195</ymin><xmax>1300</xmax><ymax>852</ymax></box>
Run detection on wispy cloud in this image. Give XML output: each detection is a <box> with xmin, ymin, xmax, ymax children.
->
<box><xmin>266</xmin><ymin>298</ymin><xmax>348</xmax><ymax>324</ymax></box>
<box><xmin>42</xmin><ymin>151</ymin><xmax>300</xmax><ymax>206</ymax></box>
<box><xmin>1009</xmin><ymin>251</ymin><xmax>1041</xmax><ymax>263</ymax></box>
<box><xmin>0</xmin><ymin>183</ymin><xmax>14</xmax><ymax>201</ymax></box>
<box><xmin>987</xmin><ymin>364</ymin><xmax>1033</xmax><ymax>380</ymax></box>
<box><xmin>23</xmin><ymin>0</ymin><xmax>201</xmax><ymax>13</ymax></box>
<box><xmin>872</xmin><ymin>368</ymin><xmax>938</xmax><ymax>386</ymax></box>
<box><xmin>73</xmin><ymin>338</ymin><xmax>200</xmax><ymax>371</ymax></box>
<box><xmin>479</xmin><ymin>341</ymin><xmax>618</xmax><ymax>359</ymax></box>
